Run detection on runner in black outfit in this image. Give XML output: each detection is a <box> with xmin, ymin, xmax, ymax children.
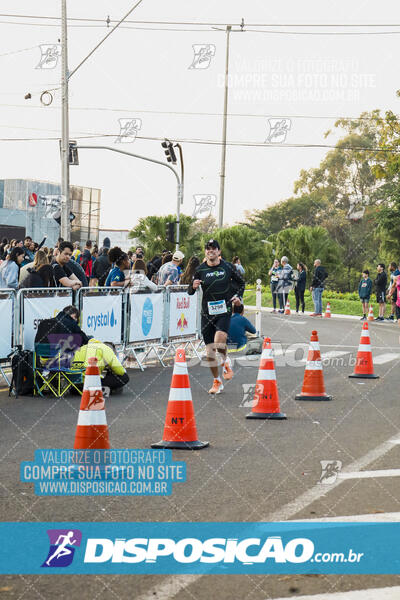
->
<box><xmin>188</xmin><ymin>239</ymin><xmax>245</xmax><ymax>394</ymax></box>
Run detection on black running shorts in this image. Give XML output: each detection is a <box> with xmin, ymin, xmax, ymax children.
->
<box><xmin>376</xmin><ymin>290</ymin><xmax>386</xmax><ymax>304</ymax></box>
<box><xmin>201</xmin><ymin>312</ymin><xmax>232</xmax><ymax>345</ymax></box>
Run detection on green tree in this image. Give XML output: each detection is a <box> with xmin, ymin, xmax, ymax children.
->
<box><xmin>129</xmin><ymin>214</ymin><xmax>201</xmax><ymax>258</ymax></box>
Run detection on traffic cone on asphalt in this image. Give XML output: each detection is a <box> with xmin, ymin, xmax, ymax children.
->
<box><xmin>324</xmin><ymin>302</ymin><xmax>331</xmax><ymax>318</ymax></box>
<box><xmin>367</xmin><ymin>305</ymin><xmax>374</xmax><ymax>321</ymax></box>
<box><xmin>246</xmin><ymin>337</ymin><xmax>286</xmax><ymax>419</ymax></box>
<box><xmin>151</xmin><ymin>348</ymin><xmax>209</xmax><ymax>450</ymax></box>
<box><xmin>349</xmin><ymin>321</ymin><xmax>379</xmax><ymax>379</ymax></box>
<box><xmin>284</xmin><ymin>298</ymin><xmax>291</xmax><ymax>315</ymax></box>
<box><xmin>74</xmin><ymin>357</ymin><xmax>110</xmax><ymax>449</ymax></box>
<box><xmin>295</xmin><ymin>330</ymin><xmax>332</xmax><ymax>401</ymax></box>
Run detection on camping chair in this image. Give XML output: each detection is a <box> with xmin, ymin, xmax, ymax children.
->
<box><xmin>34</xmin><ymin>343</ymin><xmax>85</xmax><ymax>398</ymax></box>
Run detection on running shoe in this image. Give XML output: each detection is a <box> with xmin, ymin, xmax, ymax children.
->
<box><xmin>223</xmin><ymin>361</ymin><xmax>234</xmax><ymax>380</ymax></box>
<box><xmin>360</xmin><ymin>316</ymin><xmax>366</xmax><ymax>320</ymax></box>
<box><xmin>208</xmin><ymin>379</ymin><xmax>224</xmax><ymax>394</ymax></box>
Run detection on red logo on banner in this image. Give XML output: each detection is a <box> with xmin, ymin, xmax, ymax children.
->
<box><xmin>28</xmin><ymin>192</ymin><xmax>38</xmax><ymax>207</ymax></box>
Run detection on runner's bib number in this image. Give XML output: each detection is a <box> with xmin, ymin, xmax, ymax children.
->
<box><xmin>208</xmin><ymin>300</ymin><xmax>227</xmax><ymax>315</ymax></box>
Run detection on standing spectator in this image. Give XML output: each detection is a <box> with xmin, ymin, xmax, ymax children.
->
<box><xmin>268</xmin><ymin>258</ymin><xmax>281</xmax><ymax>313</ymax></box>
<box><xmin>51</xmin><ymin>241</ymin><xmax>82</xmax><ymax>290</ymax></box>
<box><xmin>277</xmin><ymin>256</ymin><xmax>293</xmax><ymax>313</ymax></box>
<box><xmin>180</xmin><ymin>256</ymin><xmax>200</xmax><ymax>285</ymax></box>
<box><xmin>232</xmin><ymin>256</ymin><xmax>245</xmax><ymax>276</ymax></box>
<box><xmin>72</xmin><ymin>242</ymin><xmax>81</xmax><ymax>262</ymax></box>
<box><xmin>294</xmin><ymin>262</ymin><xmax>307</xmax><ymax>314</ymax></box>
<box><xmin>105</xmin><ymin>247</ymin><xmax>131</xmax><ymax>287</ymax></box>
<box><xmin>90</xmin><ymin>247</ymin><xmax>110</xmax><ymax>287</ymax></box>
<box><xmin>0</xmin><ymin>238</ymin><xmax>8</xmax><ymax>259</ymax></box>
<box><xmin>92</xmin><ymin>245</ymin><xmax>98</xmax><ymax>260</ymax></box>
<box><xmin>0</xmin><ymin>247</ymin><xmax>24</xmax><ymax>288</ymax></box>
<box><xmin>127</xmin><ymin>250</ymin><xmax>134</xmax><ymax>267</ymax></box>
<box><xmin>130</xmin><ymin>259</ymin><xmax>158</xmax><ymax>291</ymax></box>
<box><xmin>78</xmin><ymin>240</ymin><xmax>92</xmax><ymax>267</ymax></box>
<box><xmin>19</xmin><ymin>249</ymin><xmax>48</xmax><ymax>285</ymax></box>
<box><xmin>374</xmin><ymin>263</ymin><xmax>387</xmax><ymax>321</ymax></box>
<box><xmin>387</xmin><ymin>261</ymin><xmax>400</xmax><ymax>321</ymax></box>
<box><xmin>55</xmin><ymin>247</ymin><xmax>88</xmax><ymax>287</ymax></box>
<box><xmin>102</xmin><ymin>236</ymin><xmax>111</xmax><ymax>250</ymax></box>
<box><xmin>19</xmin><ymin>264</ymin><xmax>55</xmax><ymax>289</ymax></box>
<box><xmin>358</xmin><ymin>269</ymin><xmax>372</xmax><ymax>320</ymax></box>
<box><xmin>147</xmin><ymin>255</ymin><xmax>162</xmax><ymax>282</ymax></box>
<box><xmin>157</xmin><ymin>250</ymin><xmax>184</xmax><ymax>286</ymax></box>
<box><xmin>135</xmin><ymin>246</ymin><xmax>144</xmax><ymax>259</ymax></box>
<box><xmin>310</xmin><ymin>259</ymin><xmax>328</xmax><ymax>317</ymax></box>
<box><xmin>21</xmin><ymin>236</ymin><xmax>34</xmax><ymax>265</ymax></box>
<box><xmin>80</xmin><ymin>249</ymin><xmax>93</xmax><ymax>279</ymax></box>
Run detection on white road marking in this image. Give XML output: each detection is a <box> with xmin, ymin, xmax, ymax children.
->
<box><xmin>294</xmin><ymin>512</ymin><xmax>400</xmax><ymax>522</ymax></box>
<box><xmin>136</xmin><ymin>432</ymin><xmax>400</xmax><ymax>600</ymax></box>
<box><xmin>321</xmin><ymin>351</ymin><xmax>350</xmax><ymax>360</ymax></box>
<box><xmin>373</xmin><ymin>353</ymin><xmax>400</xmax><ymax>364</ymax></box>
<box><xmin>270</xmin><ymin>587</ymin><xmax>400</xmax><ymax>600</ymax></box>
<box><xmin>268</xmin><ymin>431</ymin><xmax>400</xmax><ymax>521</ymax></box>
<box><xmin>338</xmin><ymin>469</ymin><xmax>400</xmax><ymax>480</ymax></box>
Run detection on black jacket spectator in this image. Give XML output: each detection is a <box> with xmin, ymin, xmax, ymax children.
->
<box><xmin>19</xmin><ymin>265</ymin><xmax>55</xmax><ymax>289</ymax></box>
<box><xmin>296</xmin><ymin>270</ymin><xmax>307</xmax><ymax>292</ymax></box>
<box><xmin>375</xmin><ymin>271</ymin><xmax>387</xmax><ymax>291</ymax></box>
<box><xmin>66</xmin><ymin>257</ymin><xmax>88</xmax><ymax>286</ymax></box>
<box><xmin>92</xmin><ymin>248</ymin><xmax>110</xmax><ymax>285</ymax></box>
<box><xmin>311</xmin><ymin>266</ymin><xmax>328</xmax><ymax>288</ymax></box>
<box><xmin>35</xmin><ymin>307</ymin><xmax>90</xmax><ymax>348</ymax></box>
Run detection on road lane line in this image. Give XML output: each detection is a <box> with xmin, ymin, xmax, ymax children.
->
<box><xmin>270</xmin><ymin>586</ymin><xmax>400</xmax><ymax>600</ymax></box>
<box><xmin>293</xmin><ymin>512</ymin><xmax>400</xmax><ymax>522</ymax></box>
<box><xmin>321</xmin><ymin>351</ymin><xmax>350</xmax><ymax>359</ymax></box>
<box><xmin>338</xmin><ymin>469</ymin><xmax>400</xmax><ymax>479</ymax></box>
<box><xmin>372</xmin><ymin>353</ymin><xmax>400</xmax><ymax>365</ymax></box>
<box><xmin>268</xmin><ymin>431</ymin><xmax>400</xmax><ymax>521</ymax></box>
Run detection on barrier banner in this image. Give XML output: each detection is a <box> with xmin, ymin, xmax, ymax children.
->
<box><xmin>0</xmin><ymin>293</ymin><xmax>13</xmax><ymax>358</ymax></box>
<box><xmin>1</xmin><ymin>521</ymin><xmax>400</xmax><ymax>574</ymax></box>
<box><xmin>168</xmin><ymin>292</ymin><xmax>197</xmax><ymax>337</ymax></box>
<box><xmin>23</xmin><ymin>295</ymin><xmax>71</xmax><ymax>350</ymax></box>
<box><xmin>129</xmin><ymin>293</ymin><xmax>164</xmax><ymax>343</ymax></box>
<box><xmin>81</xmin><ymin>293</ymin><xmax>123</xmax><ymax>344</ymax></box>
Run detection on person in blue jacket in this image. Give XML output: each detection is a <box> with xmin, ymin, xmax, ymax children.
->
<box><xmin>227</xmin><ymin>303</ymin><xmax>256</xmax><ymax>350</ymax></box>
<box><xmin>358</xmin><ymin>269</ymin><xmax>372</xmax><ymax>320</ymax></box>
<box><xmin>294</xmin><ymin>262</ymin><xmax>307</xmax><ymax>313</ymax></box>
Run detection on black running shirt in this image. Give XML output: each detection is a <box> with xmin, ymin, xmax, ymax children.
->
<box><xmin>188</xmin><ymin>259</ymin><xmax>245</xmax><ymax>314</ymax></box>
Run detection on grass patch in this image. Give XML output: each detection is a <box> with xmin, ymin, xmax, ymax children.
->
<box><xmin>243</xmin><ymin>287</ymin><xmax>393</xmax><ymax>318</ymax></box>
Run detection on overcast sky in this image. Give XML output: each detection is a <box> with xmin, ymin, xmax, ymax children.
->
<box><xmin>1</xmin><ymin>1</ymin><xmax>399</xmax><ymax>230</ymax></box>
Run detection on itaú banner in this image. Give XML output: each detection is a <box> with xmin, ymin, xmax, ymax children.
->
<box><xmin>168</xmin><ymin>292</ymin><xmax>197</xmax><ymax>337</ymax></box>
<box><xmin>129</xmin><ymin>293</ymin><xmax>164</xmax><ymax>343</ymax></box>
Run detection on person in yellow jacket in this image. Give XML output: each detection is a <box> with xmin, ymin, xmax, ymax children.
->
<box><xmin>72</xmin><ymin>339</ymin><xmax>129</xmax><ymax>393</ymax></box>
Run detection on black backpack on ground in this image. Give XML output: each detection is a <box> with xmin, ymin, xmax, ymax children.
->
<box><xmin>9</xmin><ymin>347</ymin><xmax>34</xmax><ymax>397</ymax></box>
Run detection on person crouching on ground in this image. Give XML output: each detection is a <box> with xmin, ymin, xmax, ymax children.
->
<box><xmin>72</xmin><ymin>340</ymin><xmax>129</xmax><ymax>393</ymax></box>
<box><xmin>227</xmin><ymin>304</ymin><xmax>256</xmax><ymax>351</ymax></box>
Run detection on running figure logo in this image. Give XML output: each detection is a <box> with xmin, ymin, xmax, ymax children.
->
<box><xmin>41</xmin><ymin>529</ymin><xmax>82</xmax><ymax>567</ymax></box>
<box><xmin>319</xmin><ymin>460</ymin><xmax>342</xmax><ymax>485</ymax></box>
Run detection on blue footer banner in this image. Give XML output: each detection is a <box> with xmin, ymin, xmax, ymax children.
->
<box><xmin>0</xmin><ymin>522</ymin><xmax>399</xmax><ymax>574</ymax></box>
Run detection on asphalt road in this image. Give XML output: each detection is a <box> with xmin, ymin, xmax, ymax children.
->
<box><xmin>1</xmin><ymin>312</ymin><xmax>400</xmax><ymax>599</ymax></box>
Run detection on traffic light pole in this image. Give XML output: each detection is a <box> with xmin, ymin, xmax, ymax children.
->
<box><xmin>60</xmin><ymin>0</ymin><xmax>71</xmax><ymax>241</ymax></box>
<box><xmin>218</xmin><ymin>24</ymin><xmax>231</xmax><ymax>229</ymax></box>
<box><xmin>76</xmin><ymin>145</ymin><xmax>183</xmax><ymax>249</ymax></box>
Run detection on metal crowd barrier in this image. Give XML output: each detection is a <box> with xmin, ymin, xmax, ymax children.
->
<box><xmin>0</xmin><ymin>285</ymin><xmax>203</xmax><ymax>375</ymax></box>
<box><xmin>0</xmin><ymin>289</ymin><xmax>17</xmax><ymax>385</ymax></box>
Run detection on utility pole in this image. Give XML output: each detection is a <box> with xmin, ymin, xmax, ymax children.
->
<box><xmin>218</xmin><ymin>24</ymin><xmax>231</xmax><ymax>229</ymax></box>
<box><xmin>60</xmin><ymin>0</ymin><xmax>70</xmax><ymax>240</ymax></box>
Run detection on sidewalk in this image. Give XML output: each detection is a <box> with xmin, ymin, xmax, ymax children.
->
<box><xmin>244</xmin><ymin>305</ymin><xmax>365</xmax><ymax>322</ymax></box>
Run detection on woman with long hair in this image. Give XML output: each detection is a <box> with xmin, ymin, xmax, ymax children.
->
<box><xmin>19</xmin><ymin>264</ymin><xmax>55</xmax><ymax>289</ymax></box>
<box><xmin>80</xmin><ymin>248</ymin><xmax>93</xmax><ymax>278</ymax></box>
<box><xmin>19</xmin><ymin>249</ymin><xmax>49</xmax><ymax>286</ymax></box>
<box><xmin>295</xmin><ymin>262</ymin><xmax>307</xmax><ymax>313</ymax></box>
<box><xmin>130</xmin><ymin>258</ymin><xmax>157</xmax><ymax>291</ymax></box>
<box><xmin>180</xmin><ymin>256</ymin><xmax>200</xmax><ymax>285</ymax></box>
<box><xmin>0</xmin><ymin>247</ymin><xmax>24</xmax><ymax>288</ymax></box>
<box><xmin>105</xmin><ymin>247</ymin><xmax>130</xmax><ymax>287</ymax></box>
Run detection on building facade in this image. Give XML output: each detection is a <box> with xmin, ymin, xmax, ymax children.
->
<box><xmin>0</xmin><ymin>179</ymin><xmax>101</xmax><ymax>247</ymax></box>
<box><xmin>98</xmin><ymin>229</ymin><xmax>133</xmax><ymax>252</ymax></box>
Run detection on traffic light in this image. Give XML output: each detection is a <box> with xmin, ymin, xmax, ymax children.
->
<box><xmin>52</xmin><ymin>209</ymin><xmax>76</xmax><ymax>225</ymax></box>
<box><xmin>161</xmin><ymin>140</ymin><xmax>177</xmax><ymax>164</ymax></box>
<box><xmin>69</xmin><ymin>140</ymin><xmax>79</xmax><ymax>166</ymax></box>
<box><xmin>166</xmin><ymin>222</ymin><xmax>175</xmax><ymax>243</ymax></box>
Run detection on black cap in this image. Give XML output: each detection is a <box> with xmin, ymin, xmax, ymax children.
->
<box><xmin>205</xmin><ymin>239</ymin><xmax>220</xmax><ymax>250</ymax></box>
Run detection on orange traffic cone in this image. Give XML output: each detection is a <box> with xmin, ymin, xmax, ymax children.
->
<box><xmin>74</xmin><ymin>357</ymin><xmax>110</xmax><ymax>449</ymax></box>
<box><xmin>284</xmin><ymin>298</ymin><xmax>291</xmax><ymax>315</ymax></box>
<box><xmin>151</xmin><ymin>348</ymin><xmax>209</xmax><ymax>449</ymax></box>
<box><xmin>295</xmin><ymin>330</ymin><xmax>332</xmax><ymax>401</ymax></box>
<box><xmin>246</xmin><ymin>337</ymin><xmax>286</xmax><ymax>419</ymax></box>
<box><xmin>324</xmin><ymin>302</ymin><xmax>331</xmax><ymax>318</ymax></box>
<box><xmin>349</xmin><ymin>321</ymin><xmax>378</xmax><ymax>379</ymax></box>
<box><xmin>367</xmin><ymin>305</ymin><xmax>374</xmax><ymax>321</ymax></box>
